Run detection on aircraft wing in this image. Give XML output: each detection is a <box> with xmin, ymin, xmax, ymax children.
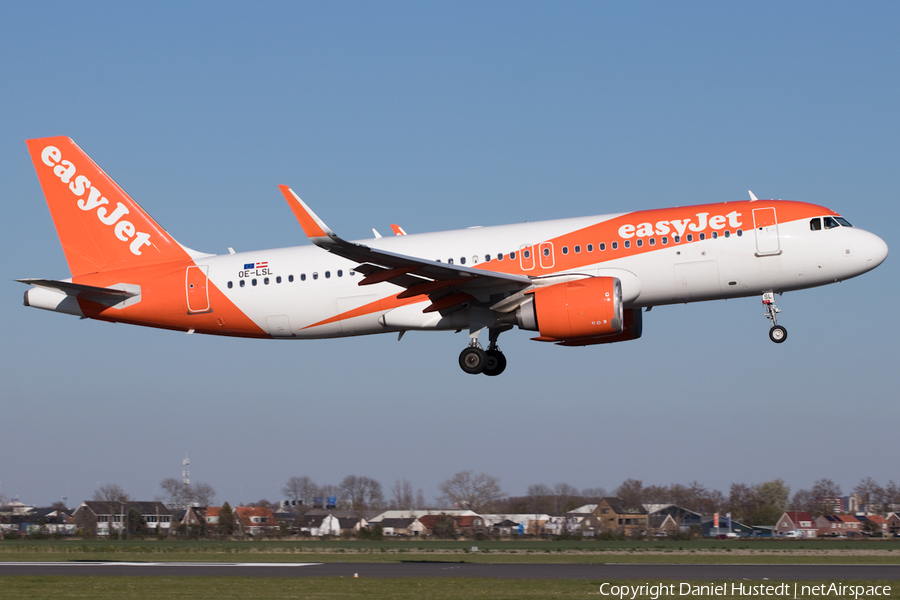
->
<box><xmin>278</xmin><ymin>186</ymin><xmax>532</xmax><ymax>312</ymax></box>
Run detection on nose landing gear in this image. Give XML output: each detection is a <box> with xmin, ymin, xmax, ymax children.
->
<box><xmin>763</xmin><ymin>292</ymin><xmax>787</xmax><ymax>343</ymax></box>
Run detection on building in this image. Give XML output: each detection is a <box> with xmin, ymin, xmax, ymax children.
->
<box><xmin>816</xmin><ymin>514</ymin><xmax>862</xmax><ymax>537</ymax></box>
<box><xmin>644</xmin><ymin>504</ymin><xmax>703</xmax><ymax>533</ymax></box>
<box><xmin>297</xmin><ymin>513</ymin><xmax>341</xmax><ymax>536</ymax></box>
<box><xmin>234</xmin><ymin>506</ymin><xmax>280</xmax><ymax>536</ymax></box>
<box><xmin>72</xmin><ymin>501</ymin><xmax>173</xmax><ymax>535</ymax></box>
<box><xmin>775</xmin><ymin>511</ymin><xmax>818</xmax><ymax>538</ymax></box>
<box><xmin>580</xmin><ymin>498</ymin><xmax>649</xmax><ymax>537</ymax></box>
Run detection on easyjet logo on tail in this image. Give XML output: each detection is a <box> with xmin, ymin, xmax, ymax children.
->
<box><xmin>40</xmin><ymin>145</ymin><xmax>152</xmax><ymax>256</ymax></box>
<box><xmin>618</xmin><ymin>210</ymin><xmax>743</xmax><ymax>239</ymax></box>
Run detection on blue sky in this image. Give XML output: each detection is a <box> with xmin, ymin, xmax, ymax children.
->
<box><xmin>1</xmin><ymin>2</ymin><xmax>898</xmax><ymax>509</ymax></box>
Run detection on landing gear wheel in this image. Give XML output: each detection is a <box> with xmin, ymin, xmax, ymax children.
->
<box><xmin>459</xmin><ymin>347</ymin><xmax>487</xmax><ymax>374</ymax></box>
<box><xmin>482</xmin><ymin>350</ymin><xmax>507</xmax><ymax>377</ymax></box>
<box><xmin>769</xmin><ymin>325</ymin><xmax>787</xmax><ymax>343</ymax></box>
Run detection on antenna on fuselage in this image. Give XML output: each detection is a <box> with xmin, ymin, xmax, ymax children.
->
<box><xmin>749</xmin><ymin>190</ymin><xmax>759</xmax><ymax>201</ymax></box>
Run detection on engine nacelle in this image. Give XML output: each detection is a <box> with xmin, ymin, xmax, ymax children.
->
<box><xmin>516</xmin><ymin>276</ymin><xmax>623</xmax><ymax>342</ymax></box>
<box><xmin>554</xmin><ymin>307</ymin><xmax>643</xmax><ymax>346</ymax></box>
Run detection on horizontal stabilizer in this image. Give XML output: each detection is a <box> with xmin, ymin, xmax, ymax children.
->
<box><xmin>17</xmin><ymin>278</ymin><xmax>138</xmax><ymax>301</ymax></box>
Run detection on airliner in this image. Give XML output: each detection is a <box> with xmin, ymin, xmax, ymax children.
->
<box><xmin>20</xmin><ymin>137</ymin><xmax>888</xmax><ymax>376</ymax></box>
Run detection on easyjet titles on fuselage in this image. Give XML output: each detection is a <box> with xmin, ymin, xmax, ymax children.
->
<box><xmin>39</xmin><ymin>145</ymin><xmax>153</xmax><ymax>256</ymax></box>
<box><xmin>618</xmin><ymin>210</ymin><xmax>743</xmax><ymax>239</ymax></box>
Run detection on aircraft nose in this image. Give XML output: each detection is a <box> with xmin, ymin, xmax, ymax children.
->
<box><xmin>865</xmin><ymin>232</ymin><xmax>888</xmax><ymax>269</ymax></box>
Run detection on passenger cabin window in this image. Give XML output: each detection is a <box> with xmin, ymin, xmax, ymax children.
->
<box><xmin>686</xmin><ymin>234</ymin><xmax>693</xmax><ymax>242</ymax></box>
<box><xmin>510</xmin><ymin>251</ymin><xmax>516</xmax><ymax>260</ymax></box>
<box><xmin>612</xmin><ymin>241</ymin><xmax>618</xmax><ymax>250</ymax></box>
<box><xmin>562</xmin><ymin>246</ymin><xmax>569</xmax><ymax>255</ymax></box>
<box><xmin>264</xmin><ymin>277</ymin><xmax>269</xmax><ymax>284</ymax></box>
<box><xmin>337</xmin><ymin>270</ymin><xmax>343</xmax><ymax>277</ymax></box>
<box><xmin>574</xmin><ymin>245</ymin><xmax>581</xmax><ymax>253</ymax></box>
<box><xmin>523</xmin><ymin>250</ymin><xmax>531</xmax><ymax>259</ymax></box>
<box><xmin>227</xmin><ymin>281</ymin><xmax>233</xmax><ymax>289</ymax></box>
<box><xmin>624</xmin><ymin>240</ymin><xmax>630</xmax><ymax>248</ymax></box>
<box><xmin>460</xmin><ymin>257</ymin><xmax>466</xmax><ymax>265</ymax></box>
<box><xmin>587</xmin><ymin>244</ymin><xmax>593</xmax><ymax>252</ymax></box>
<box><xmin>276</xmin><ymin>276</ymin><xmax>282</xmax><ymax>283</ymax></box>
<box><xmin>251</xmin><ymin>279</ymin><xmax>257</xmax><ymax>286</ymax></box>
<box><xmin>649</xmin><ymin>238</ymin><xmax>656</xmax><ymax>246</ymax></box>
<box><xmin>810</xmin><ymin>218</ymin><xmax>822</xmax><ymax>231</ymax></box>
<box><xmin>325</xmin><ymin>271</ymin><xmax>331</xmax><ymax>278</ymax></box>
<box><xmin>240</xmin><ymin>280</ymin><xmax>245</xmax><ymax>287</ymax></box>
<box><xmin>485</xmin><ymin>254</ymin><xmax>492</xmax><ymax>262</ymax></box>
<box><xmin>824</xmin><ymin>216</ymin><xmax>840</xmax><ymax>229</ymax></box>
<box><xmin>599</xmin><ymin>243</ymin><xmax>606</xmax><ymax>251</ymax></box>
<box><xmin>636</xmin><ymin>239</ymin><xmax>643</xmax><ymax>247</ymax></box>
<box><xmin>313</xmin><ymin>272</ymin><xmax>318</xmax><ymax>280</ymax></box>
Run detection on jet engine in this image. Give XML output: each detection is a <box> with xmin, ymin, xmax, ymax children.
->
<box><xmin>515</xmin><ymin>276</ymin><xmax>623</xmax><ymax>342</ymax></box>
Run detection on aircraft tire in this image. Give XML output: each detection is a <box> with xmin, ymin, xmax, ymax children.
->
<box><xmin>482</xmin><ymin>350</ymin><xmax>507</xmax><ymax>377</ymax></box>
<box><xmin>459</xmin><ymin>347</ymin><xmax>487</xmax><ymax>374</ymax></box>
<box><xmin>769</xmin><ymin>325</ymin><xmax>788</xmax><ymax>343</ymax></box>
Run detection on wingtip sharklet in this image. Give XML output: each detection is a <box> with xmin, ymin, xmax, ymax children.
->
<box><xmin>278</xmin><ymin>185</ymin><xmax>335</xmax><ymax>241</ymax></box>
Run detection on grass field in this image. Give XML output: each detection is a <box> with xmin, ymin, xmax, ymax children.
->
<box><xmin>0</xmin><ymin>578</ymin><xmax>897</xmax><ymax>600</ymax></box>
<box><xmin>1</xmin><ymin>539</ymin><xmax>898</xmax><ymax>564</ymax></box>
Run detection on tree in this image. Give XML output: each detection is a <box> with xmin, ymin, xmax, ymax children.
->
<box><xmin>854</xmin><ymin>477</ymin><xmax>885</xmax><ymax>513</ymax></box>
<box><xmin>415</xmin><ymin>488</ymin><xmax>427</xmax><ymax>511</ymax></box>
<box><xmin>192</xmin><ymin>482</ymin><xmax>216</xmax><ymax>507</ymax></box>
<box><xmin>339</xmin><ymin>476</ymin><xmax>384</xmax><ymax>511</ymax></box>
<box><xmin>159</xmin><ymin>478</ymin><xmax>216</xmax><ymax>510</ymax></box>
<box><xmin>728</xmin><ymin>483</ymin><xmax>761</xmax><ymax>524</ymax></box>
<box><xmin>527</xmin><ymin>484</ymin><xmax>553</xmax><ymax>514</ymax></box>
<box><xmin>437</xmin><ymin>471</ymin><xmax>504</xmax><ymax>513</ymax></box>
<box><xmin>390</xmin><ymin>479</ymin><xmax>414</xmax><ymax>510</ymax></box>
<box><xmin>756</xmin><ymin>479</ymin><xmax>790</xmax><ymax>511</ymax></box>
<box><xmin>125</xmin><ymin>508</ymin><xmax>148</xmax><ymax>536</ymax></box>
<box><xmin>282</xmin><ymin>476</ymin><xmax>318</xmax><ymax>508</ymax></box>
<box><xmin>581</xmin><ymin>487</ymin><xmax>607</xmax><ymax>501</ymax></box>
<box><xmin>431</xmin><ymin>514</ymin><xmax>457</xmax><ymax>539</ymax></box>
<box><xmin>218</xmin><ymin>502</ymin><xmax>235</xmax><ymax>536</ymax></box>
<box><xmin>614</xmin><ymin>479</ymin><xmax>644</xmax><ymax>507</ymax></box>
<box><xmin>553</xmin><ymin>483</ymin><xmax>580</xmax><ymax>514</ymax></box>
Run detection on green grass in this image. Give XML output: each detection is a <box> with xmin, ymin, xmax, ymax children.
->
<box><xmin>1</xmin><ymin>539</ymin><xmax>898</xmax><ymax>564</ymax></box>
<box><xmin>0</xmin><ymin>578</ymin><xmax>897</xmax><ymax>600</ymax></box>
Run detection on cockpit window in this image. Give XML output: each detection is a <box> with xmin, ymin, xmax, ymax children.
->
<box><xmin>810</xmin><ymin>218</ymin><xmax>822</xmax><ymax>231</ymax></box>
<box><xmin>824</xmin><ymin>216</ymin><xmax>840</xmax><ymax>229</ymax></box>
<box><xmin>835</xmin><ymin>217</ymin><xmax>853</xmax><ymax>227</ymax></box>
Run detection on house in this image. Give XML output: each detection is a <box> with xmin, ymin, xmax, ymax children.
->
<box><xmin>234</xmin><ymin>506</ymin><xmax>280</xmax><ymax>536</ymax></box>
<box><xmin>857</xmin><ymin>514</ymin><xmax>889</xmax><ymax>536</ymax></box>
<box><xmin>72</xmin><ymin>501</ymin><xmax>173</xmax><ymax>535</ymax></box>
<box><xmin>481</xmin><ymin>513</ymin><xmax>551</xmax><ymax>536</ymax></box>
<box><xmin>887</xmin><ymin>512</ymin><xmax>900</xmax><ymax>535</ymax></box>
<box><xmin>580</xmin><ymin>498</ymin><xmax>649</xmax><ymax>536</ymax></box>
<box><xmin>700</xmin><ymin>515</ymin><xmax>752</xmax><ymax>537</ymax></box>
<box><xmin>545</xmin><ymin>515</ymin><xmax>585</xmax><ymax>536</ymax></box>
<box><xmin>644</xmin><ymin>504</ymin><xmax>702</xmax><ymax>533</ymax></box>
<box><xmin>775</xmin><ymin>511</ymin><xmax>818</xmax><ymax>538</ymax></box>
<box><xmin>297</xmin><ymin>513</ymin><xmax>341</xmax><ymax>536</ymax></box>
<box><xmin>379</xmin><ymin>517</ymin><xmax>424</xmax><ymax>536</ymax></box>
<box><xmin>816</xmin><ymin>514</ymin><xmax>862</xmax><ymax>537</ymax></box>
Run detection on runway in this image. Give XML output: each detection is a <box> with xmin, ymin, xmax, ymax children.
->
<box><xmin>1</xmin><ymin>562</ymin><xmax>899</xmax><ymax>580</ymax></box>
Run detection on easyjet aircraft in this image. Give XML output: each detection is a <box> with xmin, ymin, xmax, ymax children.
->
<box><xmin>21</xmin><ymin>137</ymin><xmax>888</xmax><ymax>376</ymax></box>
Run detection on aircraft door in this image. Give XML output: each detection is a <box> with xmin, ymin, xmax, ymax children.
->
<box><xmin>519</xmin><ymin>245</ymin><xmax>535</xmax><ymax>270</ymax></box>
<box><xmin>752</xmin><ymin>207</ymin><xmax>781</xmax><ymax>256</ymax></box>
<box><xmin>185</xmin><ymin>265</ymin><xmax>210</xmax><ymax>313</ymax></box>
<box><xmin>538</xmin><ymin>242</ymin><xmax>555</xmax><ymax>269</ymax></box>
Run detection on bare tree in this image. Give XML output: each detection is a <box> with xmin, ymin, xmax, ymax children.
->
<box><xmin>756</xmin><ymin>479</ymin><xmax>790</xmax><ymax>511</ymax></box>
<box><xmin>527</xmin><ymin>484</ymin><xmax>553</xmax><ymax>514</ymax></box>
<box><xmin>614</xmin><ymin>479</ymin><xmax>644</xmax><ymax>507</ymax></box>
<box><xmin>437</xmin><ymin>470</ymin><xmax>504</xmax><ymax>513</ymax></box>
<box><xmin>390</xmin><ymin>479</ymin><xmax>414</xmax><ymax>510</ymax></box>
<box><xmin>553</xmin><ymin>483</ymin><xmax>579</xmax><ymax>514</ymax></box>
<box><xmin>282</xmin><ymin>476</ymin><xmax>318</xmax><ymax>507</ymax></box>
<box><xmin>854</xmin><ymin>477</ymin><xmax>885</xmax><ymax>513</ymax></box>
<box><xmin>415</xmin><ymin>488</ymin><xmax>427</xmax><ymax>510</ymax></box>
<box><xmin>94</xmin><ymin>483</ymin><xmax>129</xmax><ymax>504</ymax></box>
<box><xmin>159</xmin><ymin>478</ymin><xmax>192</xmax><ymax>510</ymax></box>
<box><xmin>318</xmin><ymin>484</ymin><xmax>342</xmax><ymax>508</ymax></box>
<box><xmin>191</xmin><ymin>482</ymin><xmax>216</xmax><ymax>507</ymax></box>
<box><xmin>339</xmin><ymin>475</ymin><xmax>384</xmax><ymax>510</ymax></box>
<box><xmin>581</xmin><ymin>487</ymin><xmax>607</xmax><ymax>501</ymax></box>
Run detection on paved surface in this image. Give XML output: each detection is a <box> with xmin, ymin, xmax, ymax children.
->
<box><xmin>1</xmin><ymin>562</ymin><xmax>899</xmax><ymax>579</ymax></box>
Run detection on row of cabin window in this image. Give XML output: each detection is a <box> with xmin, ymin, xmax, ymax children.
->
<box><xmin>438</xmin><ymin>229</ymin><xmax>745</xmax><ymax>264</ymax></box>
<box><xmin>227</xmin><ymin>269</ymin><xmax>357</xmax><ymax>289</ymax></box>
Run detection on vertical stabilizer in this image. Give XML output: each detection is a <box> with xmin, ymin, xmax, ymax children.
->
<box><xmin>26</xmin><ymin>137</ymin><xmax>190</xmax><ymax>276</ymax></box>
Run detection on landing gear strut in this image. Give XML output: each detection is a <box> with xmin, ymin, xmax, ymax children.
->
<box><xmin>763</xmin><ymin>292</ymin><xmax>787</xmax><ymax>344</ymax></box>
<box><xmin>458</xmin><ymin>325</ymin><xmax>509</xmax><ymax>376</ymax></box>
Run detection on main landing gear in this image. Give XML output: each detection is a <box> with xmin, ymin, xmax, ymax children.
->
<box><xmin>459</xmin><ymin>326</ymin><xmax>509</xmax><ymax>376</ymax></box>
<box><xmin>762</xmin><ymin>292</ymin><xmax>787</xmax><ymax>344</ymax></box>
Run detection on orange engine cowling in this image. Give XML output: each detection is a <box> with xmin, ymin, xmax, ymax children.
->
<box><xmin>516</xmin><ymin>277</ymin><xmax>623</xmax><ymax>342</ymax></box>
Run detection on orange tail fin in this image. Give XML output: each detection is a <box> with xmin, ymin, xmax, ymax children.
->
<box><xmin>26</xmin><ymin>137</ymin><xmax>190</xmax><ymax>276</ymax></box>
